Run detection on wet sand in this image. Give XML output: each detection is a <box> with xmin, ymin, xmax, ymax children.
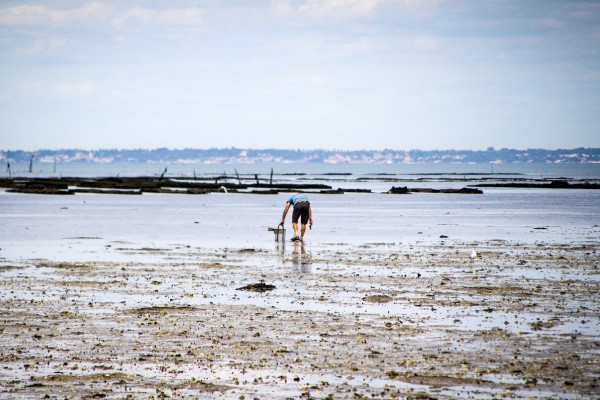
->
<box><xmin>1</xmin><ymin>238</ymin><xmax>598</xmax><ymax>399</ymax></box>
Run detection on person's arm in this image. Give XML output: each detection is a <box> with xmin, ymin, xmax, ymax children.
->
<box><xmin>280</xmin><ymin>202</ymin><xmax>291</xmax><ymax>225</ymax></box>
<box><xmin>308</xmin><ymin>204</ymin><xmax>313</xmax><ymax>227</ymax></box>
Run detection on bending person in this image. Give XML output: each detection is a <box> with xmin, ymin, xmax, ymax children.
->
<box><xmin>280</xmin><ymin>193</ymin><xmax>313</xmax><ymax>241</ymax></box>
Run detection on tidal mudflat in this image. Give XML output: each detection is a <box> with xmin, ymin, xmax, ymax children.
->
<box><xmin>1</xmin><ymin>185</ymin><xmax>599</xmax><ymax>399</ymax></box>
<box><xmin>1</xmin><ymin>237</ymin><xmax>598</xmax><ymax>399</ymax></box>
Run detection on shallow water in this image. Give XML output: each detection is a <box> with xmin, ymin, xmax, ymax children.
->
<box><xmin>1</xmin><ymin>188</ymin><xmax>599</xmax><ymax>263</ymax></box>
<box><xmin>6</xmin><ymin>160</ymin><xmax>600</xmax><ymax>179</ymax></box>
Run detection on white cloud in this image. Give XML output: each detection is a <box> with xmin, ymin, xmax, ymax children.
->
<box><xmin>0</xmin><ymin>2</ymin><xmax>203</xmax><ymax>28</ymax></box>
<box><xmin>540</xmin><ymin>17</ymin><xmax>563</xmax><ymax>29</ymax></box>
<box><xmin>309</xmin><ymin>75</ymin><xmax>330</xmax><ymax>85</ymax></box>
<box><xmin>14</xmin><ymin>81</ymin><xmax>96</xmax><ymax>99</ymax></box>
<box><xmin>284</xmin><ymin>73</ymin><xmax>331</xmax><ymax>86</ymax></box>
<box><xmin>271</xmin><ymin>0</ymin><xmax>294</xmax><ymax>16</ymax></box>
<box><xmin>54</xmin><ymin>82</ymin><xmax>96</xmax><ymax>99</ymax></box>
<box><xmin>299</xmin><ymin>0</ymin><xmax>381</xmax><ymax>17</ymax></box>
<box><xmin>293</xmin><ymin>0</ymin><xmax>439</xmax><ymax>17</ymax></box>
<box><xmin>336</xmin><ymin>36</ymin><xmax>382</xmax><ymax>57</ymax></box>
<box><xmin>0</xmin><ymin>2</ymin><xmax>112</xmax><ymax>26</ymax></box>
<box><xmin>413</xmin><ymin>35</ymin><xmax>440</xmax><ymax>51</ymax></box>
<box><xmin>111</xmin><ymin>6</ymin><xmax>204</xmax><ymax>28</ymax></box>
<box><xmin>570</xmin><ymin>3</ymin><xmax>600</xmax><ymax>19</ymax></box>
<box><xmin>15</xmin><ymin>38</ymin><xmax>69</xmax><ymax>56</ymax></box>
<box><xmin>17</xmin><ymin>81</ymin><xmax>44</xmax><ymax>97</ymax></box>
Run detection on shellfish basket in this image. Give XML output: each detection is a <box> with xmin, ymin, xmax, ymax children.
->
<box><xmin>268</xmin><ymin>225</ymin><xmax>286</xmax><ymax>242</ymax></box>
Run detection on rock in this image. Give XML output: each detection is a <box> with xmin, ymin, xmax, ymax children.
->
<box><xmin>388</xmin><ymin>186</ymin><xmax>409</xmax><ymax>194</ymax></box>
<box><xmin>236</xmin><ymin>280</ymin><xmax>276</xmax><ymax>292</ymax></box>
<box><xmin>362</xmin><ymin>295</ymin><xmax>393</xmax><ymax>303</ymax></box>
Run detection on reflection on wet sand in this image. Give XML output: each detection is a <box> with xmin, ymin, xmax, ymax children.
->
<box><xmin>275</xmin><ymin>241</ymin><xmax>285</xmax><ymax>257</ymax></box>
<box><xmin>292</xmin><ymin>241</ymin><xmax>311</xmax><ymax>273</ymax></box>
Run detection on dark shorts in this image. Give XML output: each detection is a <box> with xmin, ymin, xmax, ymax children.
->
<box><xmin>292</xmin><ymin>202</ymin><xmax>310</xmax><ymax>224</ymax></box>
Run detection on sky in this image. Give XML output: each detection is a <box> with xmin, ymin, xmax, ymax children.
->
<box><xmin>1</xmin><ymin>0</ymin><xmax>599</xmax><ymax>151</ymax></box>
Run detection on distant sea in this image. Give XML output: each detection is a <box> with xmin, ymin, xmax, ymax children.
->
<box><xmin>5</xmin><ymin>161</ymin><xmax>600</xmax><ymax>181</ymax></box>
<box><xmin>2</xmin><ymin>161</ymin><xmax>599</xmax><ymax>256</ymax></box>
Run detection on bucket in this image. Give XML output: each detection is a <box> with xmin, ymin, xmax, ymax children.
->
<box><xmin>269</xmin><ymin>224</ymin><xmax>286</xmax><ymax>242</ymax></box>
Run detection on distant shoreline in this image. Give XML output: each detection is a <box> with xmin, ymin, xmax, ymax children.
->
<box><xmin>1</xmin><ymin>147</ymin><xmax>600</xmax><ymax>164</ymax></box>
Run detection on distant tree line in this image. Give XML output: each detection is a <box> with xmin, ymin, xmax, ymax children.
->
<box><xmin>1</xmin><ymin>147</ymin><xmax>599</xmax><ymax>164</ymax></box>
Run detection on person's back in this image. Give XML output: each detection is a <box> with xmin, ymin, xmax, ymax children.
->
<box><xmin>280</xmin><ymin>193</ymin><xmax>313</xmax><ymax>241</ymax></box>
<box><xmin>287</xmin><ymin>193</ymin><xmax>309</xmax><ymax>206</ymax></box>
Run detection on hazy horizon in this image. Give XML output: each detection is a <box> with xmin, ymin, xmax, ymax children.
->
<box><xmin>3</xmin><ymin>146</ymin><xmax>599</xmax><ymax>167</ymax></box>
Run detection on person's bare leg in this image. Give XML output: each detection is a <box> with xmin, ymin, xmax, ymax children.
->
<box><xmin>292</xmin><ymin>222</ymin><xmax>299</xmax><ymax>238</ymax></box>
<box><xmin>300</xmin><ymin>223</ymin><xmax>306</xmax><ymax>239</ymax></box>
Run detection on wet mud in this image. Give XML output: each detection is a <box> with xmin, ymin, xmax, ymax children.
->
<box><xmin>1</xmin><ymin>240</ymin><xmax>599</xmax><ymax>399</ymax></box>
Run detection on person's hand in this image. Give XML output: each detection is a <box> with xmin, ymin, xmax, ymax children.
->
<box><xmin>279</xmin><ymin>219</ymin><xmax>285</xmax><ymax>226</ymax></box>
<box><xmin>309</xmin><ymin>218</ymin><xmax>313</xmax><ymax>226</ymax></box>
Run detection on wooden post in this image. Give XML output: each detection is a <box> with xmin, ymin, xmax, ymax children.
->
<box><xmin>159</xmin><ymin>167</ymin><xmax>167</xmax><ymax>181</ymax></box>
<box><xmin>255</xmin><ymin>174</ymin><xmax>259</xmax><ymax>185</ymax></box>
<box><xmin>28</xmin><ymin>153</ymin><xmax>34</xmax><ymax>173</ymax></box>
<box><xmin>235</xmin><ymin>169</ymin><xmax>241</xmax><ymax>185</ymax></box>
<box><xmin>270</xmin><ymin>168</ymin><xmax>273</xmax><ymax>186</ymax></box>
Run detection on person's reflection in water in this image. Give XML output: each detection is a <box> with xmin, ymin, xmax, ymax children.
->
<box><xmin>276</xmin><ymin>240</ymin><xmax>285</xmax><ymax>254</ymax></box>
<box><xmin>275</xmin><ymin>240</ymin><xmax>286</xmax><ymax>268</ymax></box>
<box><xmin>292</xmin><ymin>241</ymin><xmax>311</xmax><ymax>273</ymax></box>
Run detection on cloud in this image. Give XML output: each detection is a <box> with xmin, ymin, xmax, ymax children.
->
<box><xmin>14</xmin><ymin>81</ymin><xmax>96</xmax><ymax>99</ymax></box>
<box><xmin>540</xmin><ymin>17</ymin><xmax>563</xmax><ymax>29</ymax></box>
<box><xmin>0</xmin><ymin>2</ymin><xmax>203</xmax><ymax>28</ymax></box>
<box><xmin>299</xmin><ymin>0</ymin><xmax>381</xmax><ymax>17</ymax></box>
<box><xmin>0</xmin><ymin>2</ymin><xmax>112</xmax><ymax>26</ymax></box>
<box><xmin>17</xmin><ymin>81</ymin><xmax>44</xmax><ymax>97</ymax></box>
<box><xmin>271</xmin><ymin>0</ymin><xmax>294</xmax><ymax>16</ymax></box>
<box><xmin>55</xmin><ymin>82</ymin><xmax>96</xmax><ymax>99</ymax></box>
<box><xmin>308</xmin><ymin>75</ymin><xmax>330</xmax><ymax>85</ymax></box>
<box><xmin>336</xmin><ymin>36</ymin><xmax>382</xmax><ymax>57</ymax></box>
<box><xmin>15</xmin><ymin>38</ymin><xmax>69</xmax><ymax>56</ymax></box>
<box><xmin>570</xmin><ymin>2</ymin><xmax>600</xmax><ymax>19</ymax></box>
<box><xmin>111</xmin><ymin>7</ymin><xmax>204</xmax><ymax>28</ymax></box>
<box><xmin>292</xmin><ymin>0</ymin><xmax>440</xmax><ymax>17</ymax></box>
<box><xmin>413</xmin><ymin>35</ymin><xmax>440</xmax><ymax>51</ymax></box>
